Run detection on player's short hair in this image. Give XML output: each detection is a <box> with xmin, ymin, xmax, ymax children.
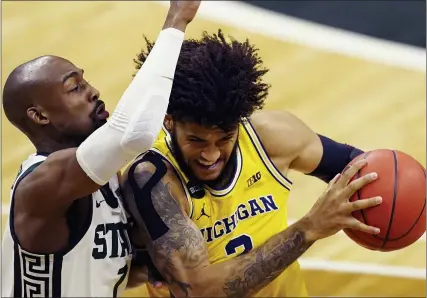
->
<box><xmin>134</xmin><ymin>29</ymin><xmax>270</xmax><ymax>131</ymax></box>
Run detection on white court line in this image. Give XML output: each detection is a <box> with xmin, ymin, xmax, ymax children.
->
<box><xmin>157</xmin><ymin>0</ymin><xmax>427</xmax><ymax>243</ymax></box>
<box><xmin>299</xmin><ymin>258</ymin><xmax>426</xmax><ymax>280</ymax></box>
<box><xmin>1</xmin><ymin>203</ymin><xmax>424</xmax><ymax>279</ymax></box>
<box><xmin>156</xmin><ymin>1</ymin><xmax>425</xmax><ymax>72</ymax></box>
<box><xmin>1</xmin><ymin>1</ymin><xmax>425</xmax><ymax>283</ymax></box>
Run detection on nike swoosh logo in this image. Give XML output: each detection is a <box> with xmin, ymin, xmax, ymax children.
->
<box><xmin>96</xmin><ymin>200</ymin><xmax>105</xmax><ymax>208</ymax></box>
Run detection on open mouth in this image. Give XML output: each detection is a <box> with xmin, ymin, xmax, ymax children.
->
<box><xmin>196</xmin><ymin>159</ymin><xmax>220</xmax><ymax>171</ymax></box>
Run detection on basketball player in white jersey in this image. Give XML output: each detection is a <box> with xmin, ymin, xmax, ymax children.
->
<box><xmin>1</xmin><ymin>1</ymin><xmax>201</xmax><ymax>297</ymax></box>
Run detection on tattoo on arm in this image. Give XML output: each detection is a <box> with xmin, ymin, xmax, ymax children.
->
<box><xmin>222</xmin><ymin>229</ymin><xmax>312</xmax><ymax>298</ymax></box>
<box><xmin>132</xmin><ymin>168</ymin><xmax>209</xmax><ymax>297</ymax></box>
<box><xmin>129</xmin><ymin>165</ymin><xmax>313</xmax><ymax>298</ymax></box>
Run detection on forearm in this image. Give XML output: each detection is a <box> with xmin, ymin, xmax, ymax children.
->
<box><xmin>196</xmin><ymin>219</ymin><xmax>314</xmax><ymax>297</ymax></box>
<box><xmin>153</xmin><ymin>220</ymin><xmax>314</xmax><ymax>298</ymax></box>
<box><xmin>124</xmin><ymin>158</ymin><xmax>315</xmax><ymax>297</ymax></box>
<box><xmin>126</xmin><ymin>265</ymin><xmax>147</xmax><ymax>289</ymax></box>
<box><xmin>126</xmin><ymin>246</ymin><xmax>166</xmax><ymax>289</ymax></box>
<box><xmin>163</xmin><ymin>9</ymin><xmax>188</xmax><ymax>31</ymax></box>
<box><xmin>76</xmin><ymin>28</ymin><xmax>185</xmax><ymax>185</ymax></box>
<box><xmin>145</xmin><ymin>217</ymin><xmax>314</xmax><ymax>298</ymax></box>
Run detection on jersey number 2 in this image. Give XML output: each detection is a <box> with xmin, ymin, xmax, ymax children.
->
<box><xmin>113</xmin><ymin>263</ymin><xmax>128</xmax><ymax>298</ymax></box>
<box><xmin>225</xmin><ymin>234</ymin><xmax>254</xmax><ymax>256</ymax></box>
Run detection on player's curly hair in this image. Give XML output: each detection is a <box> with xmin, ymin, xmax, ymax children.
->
<box><xmin>134</xmin><ymin>29</ymin><xmax>270</xmax><ymax>131</ymax></box>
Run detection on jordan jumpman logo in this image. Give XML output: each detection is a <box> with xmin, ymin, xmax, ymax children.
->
<box><xmin>196</xmin><ymin>203</ymin><xmax>210</xmax><ymax>220</ymax></box>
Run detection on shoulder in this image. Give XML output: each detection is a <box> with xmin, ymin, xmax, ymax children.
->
<box><xmin>12</xmin><ymin>155</ymin><xmax>45</xmax><ymax>190</ymax></box>
<box><xmin>249</xmin><ymin>110</ymin><xmax>323</xmax><ymax>174</ymax></box>
<box><xmin>121</xmin><ymin>152</ymin><xmax>177</xmax><ymax>187</ymax></box>
<box><xmin>249</xmin><ymin>110</ymin><xmax>313</xmax><ymax>158</ymax></box>
<box><xmin>250</xmin><ymin>110</ymin><xmax>311</xmax><ymax>138</ymax></box>
<box><xmin>14</xmin><ymin>149</ymin><xmax>73</xmax><ymax>192</ymax></box>
<box><xmin>121</xmin><ymin>152</ymin><xmax>190</xmax><ymax>214</ymax></box>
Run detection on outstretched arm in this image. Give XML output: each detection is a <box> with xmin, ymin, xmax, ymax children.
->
<box><xmin>250</xmin><ymin>110</ymin><xmax>364</xmax><ymax>183</ymax></box>
<box><xmin>121</xmin><ymin>156</ymin><xmax>315</xmax><ymax>297</ymax></box>
<box><xmin>13</xmin><ymin>0</ymin><xmax>201</xmax><ymax>254</ymax></box>
<box><xmin>15</xmin><ymin>1</ymin><xmax>201</xmax><ymax>215</ymax></box>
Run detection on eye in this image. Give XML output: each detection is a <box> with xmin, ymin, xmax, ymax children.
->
<box><xmin>222</xmin><ymin>135</ymin><xmax>234</xmax><ymax>142</ymax></box>
<box><xmin>70</xmin><ymin>85</ymin><xmax>80</xmax><ymax>92</ymax></box>
<box><xmin>189</xmin><ymin>137</ymin><xmax>204</xmax><ymax>143</ymax></box>
<box><xmin>70</xmin><ymin>80</ymin><xmax>88</xmax><ymax>93</ymax></box>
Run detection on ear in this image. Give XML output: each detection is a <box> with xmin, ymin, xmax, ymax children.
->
<box><xmin>27</xmin><ymin>107</ymin><xmax>50</xmax><ymax>125</ymax></box>
<box><xmin>164</xmin><ymin>114</ymin><xmax>173</xmax><ymax>131</ymax></box>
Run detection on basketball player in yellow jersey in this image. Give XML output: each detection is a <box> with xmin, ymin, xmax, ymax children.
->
<box><xmin>121</xmin><ymin>30</ymin><xmax>383</xmax><ymax>297</ymax></box>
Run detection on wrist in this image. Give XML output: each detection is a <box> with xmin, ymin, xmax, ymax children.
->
<box><xmin>296</xmin><ymin>216</ymin><xmax>319</xmax><ymax>243</ymax></box>
<box><xmin>162</xmin><ymin>13</ymin><xmax>188</xmax><ymax>32</ymax></box>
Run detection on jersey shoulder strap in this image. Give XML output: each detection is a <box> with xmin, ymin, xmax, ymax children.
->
<box><xmin>11</xmin><ymin>153</ymin><xmax>47</xmax><ymax>191</ymax></box>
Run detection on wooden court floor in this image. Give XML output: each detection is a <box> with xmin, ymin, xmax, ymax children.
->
<box><xmin>2</xmin><ymin>2</ymin><xmax>425</xmax><ymax>297</ymax></box>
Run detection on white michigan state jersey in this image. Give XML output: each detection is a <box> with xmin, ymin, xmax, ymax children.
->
<box><xmin>1</xmin><ymin>153</ymin><xmax>133</xmax><ymax>297</ymax></box>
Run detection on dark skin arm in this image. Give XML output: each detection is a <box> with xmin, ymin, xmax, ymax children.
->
<box><xmin>13</xmin><ymin>0</ymin><xmax>202</xmax><ymax>255</ymax></box>
<box><xmin>122</xmin><ymin>112</ymin><xmax>380</xmax><ymax>295</ymax></box>
<box><xmin>126</xmin><ymin>263</ymin><xmax>160</xmax><ymax>289</ymax></box>
<box><xmin>121</xmin><ymin>160</ymin><xmax>314</xmax><ymax>297</ymax></box>
<box><xmin>124</xmin><ymin>221</ymin><xmax>163</xmax><ymax>289</ymax></box>
<box><xmin>16</xmin><ymin>149</ymin><xmax>101</xmax><ymax>212</ymax></box>
<box><xmin>14</xmin><ymin>148</ymin><xmax>103</xmax><ymax>253</ymax></box>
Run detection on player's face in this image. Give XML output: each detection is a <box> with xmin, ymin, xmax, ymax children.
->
<box><xmin>31</xmin><ymin>60</ymin><xmax>109</xmax><ymax>145</ymax></box>
<box><xmin>170</xmin><ymin>121</ymin><xmax>239</xmax><ymax>182</ymax></box>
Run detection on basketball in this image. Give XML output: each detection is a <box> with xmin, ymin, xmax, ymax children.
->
<box><xmin>343</xmin><ymin>149</ymin><xmax>426</xmax><ymax>252</ymax></box>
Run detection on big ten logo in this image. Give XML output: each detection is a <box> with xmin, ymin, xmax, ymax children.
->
<box><xmin>247</xmin><ymin>171</ymin><xmax>261</xmax><ymax>187</ymax></box>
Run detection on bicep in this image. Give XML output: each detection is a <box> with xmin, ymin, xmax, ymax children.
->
<box><xmin>289</xmin><ymin>129</ymin><xmax>323</xmax><ymax>174</ymax></box>
<box><xmin>251</xmin><ymin>110</ymin><xmax>323</xmax><ymax>174</ymax></box>
<box><xmin>121</xmin><ymin>162</ymin><xmax>210</xmax><ymax>297</ymax></box>
<box><xmin>148</xmin><ymin>185</ymin><xmax>209</xmax><ymax>296</ymax></box>
<box><xmin>16</xmin><ymin>148</ymin><xmax>101</xmax><ymax>215</ymax></box>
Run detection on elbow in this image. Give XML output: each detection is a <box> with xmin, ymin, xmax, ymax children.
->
<box><xmin>165</xmin><ymin>271</ymin><xmax>216</xmax><ymax>297</ymax></box>
<box><xmin>126</xmin><ymin>265</ymin><xmax>149</xmax><ymax>290</ymax></box>
<box><xmin>186</xmin><ymin>270</ymin><xmax>223</xmax><ymax>297</ymax></box>
<box><xmin>120</xmin><ymin>131</ymin><xmax>156</xmax><ymax>155</ymax></box>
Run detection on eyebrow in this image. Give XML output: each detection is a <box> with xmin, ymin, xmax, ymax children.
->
<box><xmin>62</xmin><ymin>69</ymin><xmax>84</xmax><ymax>83</ymax></box>
<box><xmin>187</xmin><ymin>132</ymin><xmax>234</xmax><ymax>141</ymax></box>
<box><xmin>187</xmin><ymin>134</ymin><xmax>205</xmax><ymax>141</ymax></box>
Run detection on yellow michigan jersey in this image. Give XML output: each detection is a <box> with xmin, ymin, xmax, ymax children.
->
<box><xmin>145</xmin><ymin>118</ymin><xmax>308</xmax><ymax>297</ymax></box>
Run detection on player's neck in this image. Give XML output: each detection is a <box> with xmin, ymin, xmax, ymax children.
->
<box><xmin>33</xmin><ymin>139</ymin><xmax>78</xmax><ymax>155</ymax></box>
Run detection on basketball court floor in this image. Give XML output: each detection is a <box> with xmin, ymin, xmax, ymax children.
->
<box><xmin>2</xmin><ymin>2</ymin><xmax>425</xmax><ymax>297</ymax></box>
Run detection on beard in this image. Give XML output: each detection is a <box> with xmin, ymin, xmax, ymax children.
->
<box><xmin>89</xmin><ymin>100</ymin><xmax>108</xmax><ymax>131</ymax></box>
<box><xmin>169</xmin><ymin>127</ymin><xmax>239</xmax><ymax>188</ymax></box>
<box><xmin>61</xmin><ymin>101</ymin><xmax>107</xmax><ymax>147</ymax></box>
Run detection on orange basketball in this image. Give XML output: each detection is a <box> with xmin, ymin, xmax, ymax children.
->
<box><xmin>343</xmin><ymin>149</ymin><xmax>426</xmax><ymax>251</ymax></box>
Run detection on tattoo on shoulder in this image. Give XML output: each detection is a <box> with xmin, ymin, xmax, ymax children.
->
<box><xmin>133</xmin><ymin>167</ymin><xmax>208</xmax><ymax>296</ymax></box>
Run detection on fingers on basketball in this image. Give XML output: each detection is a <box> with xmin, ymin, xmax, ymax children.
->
<box><xmin>345</xmin><ymin>218</ymin><xmax>380</xmax><ymax>235</ymax></box>
<box><xmin>347</xmin><ymin>196</ymin><xmax>382</xmax><ymax>212</ymax></box>
<box><xmin>338</xmin><ymin>159</ymin><xmax>368</xmax><ymax>186</ymax></box>
<box><xmin>327</xmin><ymin>173</ymin><xmax>342</xmax><ymax>188</ymax></box>
<box><xmin>343</xmin><ymin>172</ymin><xmax>378</xmax><ymax>197</ymax></box>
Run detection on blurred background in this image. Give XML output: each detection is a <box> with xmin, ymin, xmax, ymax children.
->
<box><xmin>2</xmin><ymin>1</ymin><xmax>425</xmax><ymax>297</ymax></box>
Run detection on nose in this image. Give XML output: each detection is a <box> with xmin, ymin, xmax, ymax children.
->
<box><xmin>200</xmin><ymin>145</ymin><xmax>220</xmax><ymax>162</ymax></box>
<box><xmin>89</xmin><ymin>86</ymin><xmax>100</xmax><ymax>103</ymax></box>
